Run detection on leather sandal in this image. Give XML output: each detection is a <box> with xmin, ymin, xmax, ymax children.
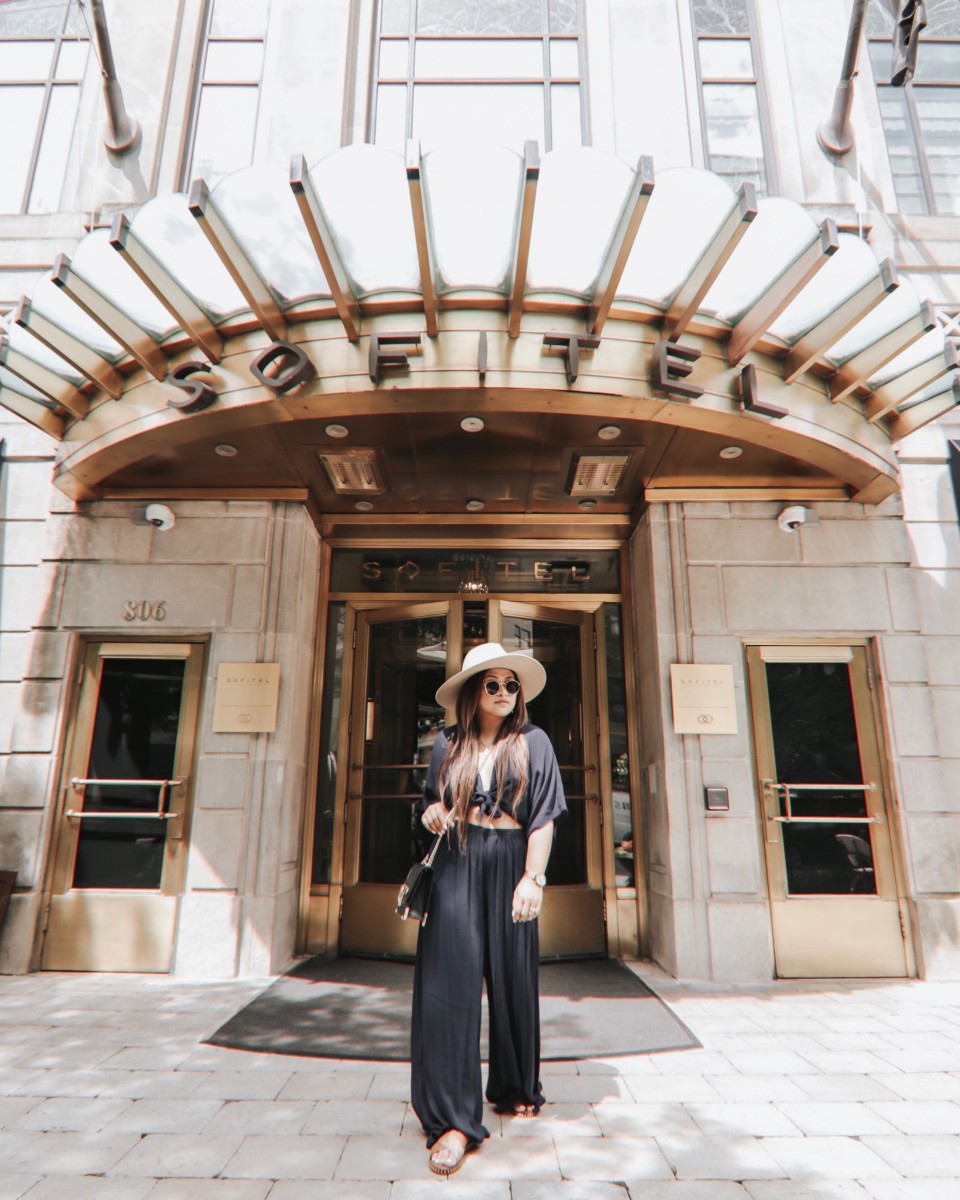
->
<box><xmin>428</xmin><ymin>1131</ymin><xmax>472</xmax><ymax>1177</ymax></box>
<box><xmin>511</xmin><ymin>1103</ymin><xmax>538</xmax><ymax>1118</ymax></box>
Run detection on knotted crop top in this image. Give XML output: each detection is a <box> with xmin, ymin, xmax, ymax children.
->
<box><xmin>420</xmin><ymin>723</ymin><xmax>567</xmax><ymax>833</ymax></box>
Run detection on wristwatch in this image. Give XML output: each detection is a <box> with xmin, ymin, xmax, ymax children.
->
<box><xmin>524</xmin><ymin>870</ymin><xmax>547</xmax><ymax>888</ymax></box>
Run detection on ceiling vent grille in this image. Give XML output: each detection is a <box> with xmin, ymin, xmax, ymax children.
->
<box><xmin>317</xmin><ymin>449</ymin><xmax>385</xmax><ymax>495</ymax></box>
<box><xmin>566</xmin><ymin>453</ymin><xmax>631</xmax><ymax>496</ymax></box>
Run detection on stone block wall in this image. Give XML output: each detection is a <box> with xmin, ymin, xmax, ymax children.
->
<box><xmin>632</xmin><ymin>458</ymin><xmax>960</xmax><ymax>981</ymax></box>
<box><xmin>0</xmin><ymin>486</ymin><xmax>320</xmax><ymax>977</ymax></box>
<box><xmin>893</xmin><ymin>412</ymin><xmax>960</xmax><ymax>978</ymax></box>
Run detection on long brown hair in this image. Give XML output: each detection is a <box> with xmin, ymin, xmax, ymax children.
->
<box><xmin>438</xmin><ymin>671</ymin><xmax>530</xmax><ymax>850</ymax></box>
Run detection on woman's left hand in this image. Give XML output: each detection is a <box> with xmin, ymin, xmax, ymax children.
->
<box><xmin>512</xmin><ymin>875</ymin><xmax>543</xmax><ymax>923</ymax></box>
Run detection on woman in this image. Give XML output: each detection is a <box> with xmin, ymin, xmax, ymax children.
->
<box><xmin>411</xmin><ymin>642</ymin><xmax>566</xmax><ymax>1177</ymax></box>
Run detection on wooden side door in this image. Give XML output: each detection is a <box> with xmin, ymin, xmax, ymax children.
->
<box><xmin>747</xmin><ymin>644</ymin><xmax>912</xmax><ymax>977</ymax></box>
<box><xmin>41</xmin><ymin>642</ymin><xmax>203</xmax><ymax>971</ymax></box>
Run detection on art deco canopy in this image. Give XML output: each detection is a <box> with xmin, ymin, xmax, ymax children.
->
<box><xmin>0</xmin><ymin>143</ymin><xmax>956</xmax><ymax>512</ymax></box>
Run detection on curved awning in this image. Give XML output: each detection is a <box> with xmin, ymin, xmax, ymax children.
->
<box><xmin>0</xmin><ymin>142</ymin><xmax>957</xmax><ymax>512</ymax></box>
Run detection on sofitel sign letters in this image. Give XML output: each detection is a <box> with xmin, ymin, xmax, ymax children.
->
<box><xmin>160</xmin><ymin>334</ymin><xmax>781</xmax><ymax>419</ymax></box>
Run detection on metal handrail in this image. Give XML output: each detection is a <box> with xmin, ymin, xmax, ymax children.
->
<box><xmin>352</xmin><ymin>762</ymin><xmax>594</xmax><ymax>771</ymax></box>
<box><xmin>772</xmin><ymin>782</ymin><xmax>875</xmax><ymax>792</ymax></box>
<box><xmin>763</xmin><ymin>780</ymin><xmax>879</xmax><ymax>825</ymax></box>
<box><xmin>350</xmin><ymin>792</ymin><xmax>597</xmax><ymax>803</ymax></box>
<box><xmin>772</xmin><ymin>815</ymin><xmax>879</xmax><ymax>825</ymax></box>
<box><xmin>66</xmin><ymin>776</ymin><xmax>183</xmax><ymax>821</ymax></box>
<box><xmin>65</xmin><ymin>811</ymin><xmax>178</xmax><ymax>820</ymax></box>
<box><xmin>70</xmin><ymin>778</ymin><xmax>183</xmax><ymax>787</ymax></box>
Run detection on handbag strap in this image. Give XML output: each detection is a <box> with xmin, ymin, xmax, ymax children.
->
<box><xmin>422</xmin><ymin>825</ymin><xmax>448</xmax><ymax>867</ymax></box>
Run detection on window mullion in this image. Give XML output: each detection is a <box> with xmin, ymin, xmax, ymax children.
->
<box><xmin>22</xmin><ymin>44</ymin><xmax>57</xmax><ymax>214</ymax></box>
<box><xmin>542</xmin><ymin>0</ymin><xmax>551</xmax><ymax>151</ymax></box>
<box><xmin>405</xmin><ymin>0</ymin><xmax>416</xmax><ymax>143</ymax></box>
<box><xmin>905</xmin><ymin>84</ymin><xmax>940</xmax><ymax>215</ymax></box>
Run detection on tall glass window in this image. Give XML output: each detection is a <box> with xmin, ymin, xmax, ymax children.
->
<box><xmin>867</xmin><ymin>0</ymin><xmax>960</xmax><ymax>216</ymax></box>
<box><xmin>0</xmin><ymin>0</ymin><xmax>88</xmax><ymax>214</ymax></box>
<box><xmin>372</xmin><ymin>0</ymin><xmax>586</xmax><ymax>154</ymax></box>
<box><xmin>183</xmin><ymin>0</ymin><xmax>270</xmax><ymax>186</ymax></box>
<box><xmin>690</xmin><ymin>0</ymin><xmax>770</xmax><ymax>195</ymax></box>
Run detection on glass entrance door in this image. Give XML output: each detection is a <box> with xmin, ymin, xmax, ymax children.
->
<box><xmin>338</xmin><ymin>600</ymin><xmax>605</xmax><ymax>958</ymax></box>
<box><xmin>340</xmin><ymin>603</ymin><xmax>451</xmax><ymax>956</ymax></box>
<box><xmin>495</xmin><ymin>602</ymin><xmax>605</xmax><ymax>956</ymax></box>
<box><xmin>746</xmin><ymin>645</ymin><xmax>911</xmax><ymax>977</ymax></box>
<box><xmin>42</xmin><ymin>642</ymin><xmax>203</xmax><ymax>971</ymax></box>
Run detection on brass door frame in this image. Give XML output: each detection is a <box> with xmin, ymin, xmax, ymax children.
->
<box><xmin>494</xmin><ymin>600</ymin><xmax>607</xmax><ymax>957</ymax></box>
<box><xmin>40</xmin><ymin>640</ymin><xmax>205</xmax><ymax>972</ymax></box>
<box><xmin>340</xmin><ymin>600</ymin><xmax>454</xmax><ymax>956</ymax></box>
<box><xmin>746</xmin><ymin>641</ymin><xmax>915</xmax><ymax>978</ymax></box>
<box><xmin>298</xmin><ymin>549</ymin><xmax>642</xmax><ymax>958</ymax></box>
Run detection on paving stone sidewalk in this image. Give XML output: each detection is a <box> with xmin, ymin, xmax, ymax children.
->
<box><xmin>2</xmin><ymin>963</ymin><xmax>960</xmax><ymax>1199</ymax></box>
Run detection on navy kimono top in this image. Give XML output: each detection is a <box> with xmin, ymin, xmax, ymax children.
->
<box><xmin>420</xmin><ymin>723</ymin><xmax>567</xmax><ymax>834</ymax></box>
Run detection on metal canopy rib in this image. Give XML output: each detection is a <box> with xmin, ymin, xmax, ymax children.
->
<box><xmin>865</xmin><ymin>343</ymin><xmax>960</xmax><ymax>424</ymax></box>
<box><xmin>726</xmin><ymin>220</ymin><xmax>840</xmax><ymax>366</ymax></box>
<box><xmin>886</xmin><ymin>377</ymin><xmax>960</xmax><ymax>440</ymax></box>
<box><xmin>289</xmin><ymin>154</ymin><xmax>361</xmax><ymax>342</ymax></box>
<box><xmin>0</xmin><ymin>376</ymin><xmax>63</xmax><ymax>438</ymax></box>
<box><xmin>13</xmin><ymin>297</ymin><xmax>124</xmax><ymax>399</ymax></box>
<box><xmin>508</xmin><ymin>141</ymin><xmax>540</xmax><ymax>340</ymax></box>
<box><xmin>588</xmin><ymin>156</ymin><xmax>655</xmax><ymax>336</ymax></box>
<box><xmin>52</xmin><ymin>255</ymin><xmax>167</xmax><ymax>381</ymax></box>
<box><xmin>110</xmin><ymin>214</ymin><xmax>224</xmax><ymax>363</ymax></box>
<box><xmin>664</xmin><ymin>182</ymin><xmax>758</xmax><ymax>341</ymax></box>
<box><xmin>189</xmin><ymin>178</ymin><xmax>287</xmax><ymax>343</ymax></box>
<box><xmin>406</xmin><ymin>142</ymin><xmax>438</xmax><ymax>338</ymax></box>
<box><xmin>0</xmin><ymin>336</ymin><xmax>87</xmax><ymax>418</ymax></box>
<box><xmin>829</xmin><ymin>301</ymin><xmax>937</xmax><ymax>403</ymax></box>
<box><xmin>782</xmin><ymin>260</ymin><xmax>899</xmax><ymax>384</ymax></box>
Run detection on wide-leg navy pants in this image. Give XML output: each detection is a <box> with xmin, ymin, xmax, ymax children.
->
<box><xmin>411</xmin><ymin>824</ymin><xmax>543</xmax><ymax>1148</ymax></box>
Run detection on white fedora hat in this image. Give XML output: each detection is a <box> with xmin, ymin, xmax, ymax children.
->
<box><xmin>435</xmin><ymin>642</ymin><xmax>546</xmax><ymax>710</ymax></box>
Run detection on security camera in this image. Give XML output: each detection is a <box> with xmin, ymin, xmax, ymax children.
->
<box><xmin>777</xmin><ymin>505</ymin><xmax>808</xmax><ymax>532</ymax></box>
<box><xmin>143</xmin><ymin>503</ymin><xmax>175</xmax><ymax>531</ymax></box>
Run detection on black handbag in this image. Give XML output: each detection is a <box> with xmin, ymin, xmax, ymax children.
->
<box><xmin>396</xmin><ymin>830</ymin><xmax>444</xmax><ymax>925</ymax></box>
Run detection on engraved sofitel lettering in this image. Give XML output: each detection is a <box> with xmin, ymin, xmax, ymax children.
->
<box><xmin>651</xmin><ymin>339</ymin><xmax>704</xmax><ymax>400</ymax></box>
<box><xmin>361</xmin><ymin>561</ymin><xmax>382</xmax><ymax>581</ymax></box>
<box><xmin>249</xmin><ymin>340</ymin><xmax>315</xmax><ymax>393</ymax></box>
<box><xmin>165</xmin><ymin>361</ymin><xmax>217</xmax><ymax>412</ymax></box>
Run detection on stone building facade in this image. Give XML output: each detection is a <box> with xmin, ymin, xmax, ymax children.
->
<box><xmin>0</xmin><ymin>0</ymin><xmax>958</xmax><ymax>982</ymax></box>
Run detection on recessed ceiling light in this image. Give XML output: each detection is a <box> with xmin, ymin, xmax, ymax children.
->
<box><xmin>597</xmin><ymin>425</ymin><xmax>621</xmax><ymax>440</ymax></box>
<box><xmin>325</xmin><ymin>424</ymin><xmax>349</xmax><ymax>438</ymax></box>
<box><xmin>355</xmin><ymin>500</ymin><xmax>374</xmax><ymax>511</ymax></box>
<box><xmin>720</xmin><ymin>445</ymin><xmax>743</xmax><ymax>459</ymax></box>
<box><xmin>578</xmin><ymin>499</ymin><xmax>598</xmax><ymax>511</ymax></box>
<box><xmin>214</xmin><ymin>443</ymin><xmax>237</xmax><ymax>457</ymax></box>
<box><xmin>465</xmin><ymin>499</ymin><xmax>485</xmax><ymax>511</ymax></box>
<box><xmin>461</xmin><ymin>417</ymin><xmax>485</xmax><ymax>433</ymax></box>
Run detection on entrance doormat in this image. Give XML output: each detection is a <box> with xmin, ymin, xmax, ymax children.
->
<box><xmin>205</xmin><ymin>956</ymin><xmax>700</xmax><ymax>1062</ymax></box>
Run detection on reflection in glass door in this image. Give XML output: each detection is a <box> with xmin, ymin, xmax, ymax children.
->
<box><xmin>42</xmin><ymin>643</ymin><xmax>203</xmax><ymax>972</ymax></box>
<box><xmin>338</xmin><ymin>599</ymin><xmax>607</xmax><ymax>959</ymax></box>
<box><xmin>340</xmin><ymin>604</ymin><xmax>450</xmax><ymax>955</ymax></box>
<box><xmin>496</xmin><ymin>603</ymin><xmax>605</xmax><ymax>957</ymax></box>
<box><xmin>747</xmin><ymin>645</ymin><xmax>911</xmax><ymax>977</ymax></box>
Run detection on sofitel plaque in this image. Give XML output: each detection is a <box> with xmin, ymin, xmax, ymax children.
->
<box><xmin>213</xmin><ymin>663</ymin><xmax>281</xmax><ymax>733</ymax></box>
<box><xmin>670</xmin><ymin>664</ymin><xmax>738</xmax><ymax>735</ymax></box>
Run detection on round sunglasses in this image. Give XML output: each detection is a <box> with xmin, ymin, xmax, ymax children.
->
<box><xmin>483</xmin><ymin>677</ymin><xmax>520</xmax><ymax>696</ymax></box>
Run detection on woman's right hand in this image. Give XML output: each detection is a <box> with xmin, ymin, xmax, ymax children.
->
<box><xmin>421</xmin><ymin>801</ymin><xmax>451</xmax><ymax>835</ymax></box>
